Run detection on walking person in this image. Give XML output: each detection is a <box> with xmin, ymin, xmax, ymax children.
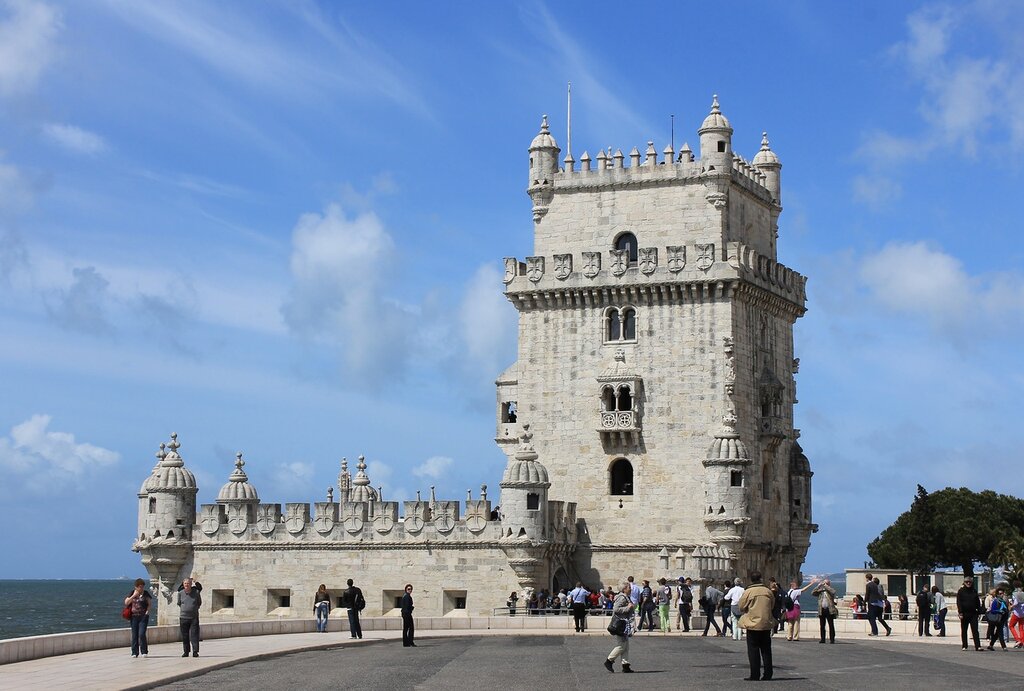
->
<box><xmin>568</xmin><ymin>582</ymin><xmax>590</xmax><ymax>632</ymax></box>
<box><xmin>865</xmin><ymin>573</ymin><xmax>891</xmax><ymax>637</ymax></box>
<box><xmin>178</xmin><ymin>577</ymin><xmax>201</xmax><ymax>657</ymax></box>
<box><xmin>401</xmin><ymin>583</ymin><xmax>416</xmax><ymax>647</ymax></box>
<box><xmin>931</xmin><ymin>585</ymin><xmax>947</xmax><ymax>637</ymax></box>
<box><xmin>812</xmin><ymin>578</ymin><xmax>838</xmax><ymax>644</ymax></box>
<box><xmin>768</xmin><ymin>578</ymin><xmax>786</xmax><ymax>635</ymax></box>
<box><xmin>701</xmin><ymin>582</ymin><xmax>723</xmax><ymax>636</ymax></box>
<box><xmin>915</xmin><ymin>585</ymin><xmax>932</xmax><ymax>637</ymax></box>
<box><xmin>986</xmin><ymin>588</ymin><xmax>1009</xmax><ymax>650</ymax></box>
<box><xmin>676</xmin><ymin>577</ymin><xmax>693</xmax><ymax>633</ymax></box>
<box><xmin>604</xmin><ymin>581</ymin><xmax>636</xmax><ymax>673</ymax></box>
<box><xmin>1009</xmin><ymin>581</ymin><xmax>1024</xmax><ymax>648</ymax></box>
<box><xmin>738</xmin><ymin>570</ymin><xmax>775</xmax><ymax>681</ymax></box>
<box><xmin>125</xmin><ymin>578</ymin><xmax>152</xmax><ymax>658</ymax></box>
<box><xmin>726</xmin><ymin>578</ymin><xmax>745</xmax><ymax>640</ymax></box>
<box><xmin>314</xmin><ymin>584</ymin><xmax>331</xmax><ymax>633</ymax></box>
<box><xmin>656</xmin><ymin>578</ymin><xmax>673</xmax><ymax>633</ymax></box>
<box><xmin>344</xmin><ymin>579</ymin><xmax>364</xmax><ymax>639</ymax></box>
<box><xmin>956</xmin><ymin>577</ymin><xmax>983</xmax><ymax>651</ymax></box>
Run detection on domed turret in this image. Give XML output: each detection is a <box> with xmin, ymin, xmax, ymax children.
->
<box><xmin>752</xmin><ymin>131</ymin><xmax>782</xmax><ymax>204</ymax></box>
<box><xmin>527</xmin><ymin>115</ymin><xmax>560</xmax><ymax>222</ymax></box>
<box><xmin>702</xmin><ymin>411</ymin><xmax>751</xmax><ymax>542</ymax></box>
<box><xmin>349</xmin><ymin>455</ymin><xmax>380</xmax><ymax>503</ymax></box>
<box><xmin>144</xmin><ymin>433</ymin><xmax>198</xmax><ymax>541</ymax></box>
<box><xmin>217</xmin><ymin>452</ymin><xmax>260</xmax><ymax>504</ymax></box>
<box><xmin>499</xmin><ymin>424</ymin><xmax>551</xmax><ymax>543</ymax></box>
<box><xmin>698</xmin><ymin>94</ymin><xmax>733</xmax><ymax>166</ymax></box>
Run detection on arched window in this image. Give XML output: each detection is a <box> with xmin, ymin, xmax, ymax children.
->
<box><xmin>606</xmin><ymin>309</ymin><xmax>621</xmax><ymax>341</ymax></box>
<box><xmin>610</xmin><ymin>458</ymin><xmax>633</xmax><ymax>495</ymax></box>
<box><xmin>614</xmin><ymin>233</ymin><xmax>638</xmax><ymax>265</ymax></box>
<box><xmin>622</xmin><ymin>308</ymin><xmax>636</xmax><ymax>340</ymax></box>
<box><xmin>616</xmin><ymin>385</ymin><xmax>632</xmax><ymax>412</ymax></box>
<box><xmin>601</xmin><ymin>386</ymin><xmax>616</xmax><ymax>412</ymax></box>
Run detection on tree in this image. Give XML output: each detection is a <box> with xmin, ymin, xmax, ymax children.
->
<box><xmin>868</xmin><ymin>485</ymin><xmax>1024</xmax><ymax>579</ymax></box>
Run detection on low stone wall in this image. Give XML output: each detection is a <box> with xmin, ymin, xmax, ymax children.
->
<box><xmin>0</xmin><ymin>614</ymin><xmax>586</xmax><ymax>665</ymax></box>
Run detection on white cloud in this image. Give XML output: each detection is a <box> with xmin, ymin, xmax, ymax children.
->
<box><xmin>458</xmin><ymin>263</ymin><xmax>517</xmax><ymax>382</ymax></box>
<box><xmin>0</xmin><ymin>0</ymin><xmax>61</xmax><ymax>96</ymax></box>
<box><xmin>271</xmin><ymin>461</ymin><xmax>315</xmax><ymax>498</ymax></box>
<box><xmin>412</xmin><ymin>455</ymin><xmax>453</xmax><ymax>480</ymax></box>
<box><xmin>851</xmin><ymin>175</ymin><xmax>903</xmax><ymax>209</ymax></box>
<box><xmin>859</xmin><ymin>241</ymin><xmax>1024</xmax><ymax>337</ymax></box>
<box><xmin>281</xmin><ymin>202</ymin><xmax>414</xmax><ymax>377</ymax></box>
<box><xmin>0</xmin><ymin>414</ymin><xmax>119</xmax><ymax>493</ymax></box>
<box><xmin>41</xmin><ymin>123</ymin><xmax>106</xmax><ymax>155</ymax></box>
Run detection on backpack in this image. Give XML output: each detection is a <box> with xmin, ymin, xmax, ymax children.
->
<box><xmin>354</xmin><ymin>590</ymin><xmax>366</xmax><ymax>611</ymax></box>
<box><xmin>680</xmin><ymin>586</ymin><xmax>693</xmax><ymax>603</ymax></box>
<box><xmin>782</xmin><ymin>593</ymin><xmax>794</xmax><ymax>611</ymax></box>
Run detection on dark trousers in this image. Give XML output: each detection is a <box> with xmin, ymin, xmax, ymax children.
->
<box><xmin>721</xmin><ymin>609</ymin><xmax>732</xmax><ymax>634</ymax></box>
<box><xmin>745</xmin><ymin>629</ymin><xmax>773</xmax><ymax>680</ymax></box>
<box><xmin>703</xmin><ymin>606</ymin><xmax>722</xmax><ymax>635</ymax></box>
<box><xmin>679</xmin><ymin>605</ymin><xmax>691</xmax><ymax>632</ymax></box>
<box><xmin>402</xmin><ymin>611</ymin><xmax>415</xmax><ymax>646</ymax></box>
<box><xmin>917</xmin><ymin>611</ymin><xmax>931</xmax><ymax>636</ymax></box>
<box><xmin>130</xmin><ymin>614</ymin><xmax>149</xmax><ymax>655</ymax></box>
<box><xmin>987</xmin><ymin>615</ymin><xmax>1006</xmax><ymax>648</ymax></box>
<box><xmin>819</xmin><ymin>612</ymin><xmax>835</xmax><ymax>642</ymax></box>
<box><xmin>935</xmin><ymin>608</ymin><xmax>947</xmax><ymax>636</ymax></box>
<box><xmin>348</xmin><ymin>609</ymin><xmax>362</xmax><ymax>638</ymax></box>
<box><xmin>179</xmin><ymin>617</ymin><xmax>199</xmax><ymax>654</ymax></box>
<box><xmin>571</xmin><ymin>602</ymin><xmax>587</xmax><ymax>632</ymax></box>
<box><xmin>868</xmin><ymin>604</ymin><xmax>890</xmax><ymax>634</ymax></box>
<box><xmin>961</xmin><ymin>615</ymin><xmax>980</xmax><ymax>649</ymax></box>
<box><xmin>639</xmin><ymin>606</ymin><xmax>654</xmax><ymax>631</ymax></box>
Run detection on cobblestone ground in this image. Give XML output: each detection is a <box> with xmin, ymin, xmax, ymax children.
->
<box><xmin>157</xmin><ymin>633</ymin><xmax>1024</xmax><ymax>690</ymax></box>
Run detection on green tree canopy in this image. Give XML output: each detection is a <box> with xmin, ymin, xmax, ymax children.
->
<box><xmin>867</xmin><ymin>485</ymin><xmax>1024</xmax><ymax>579</ymax></box>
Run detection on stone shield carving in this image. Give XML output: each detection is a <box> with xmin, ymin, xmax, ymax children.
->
<box><xmin>285</xmin><ymin>506</ymin><xmax>307</xmax><ymax>534</ymax></box>
<box><xmin>553</xmin><ymin>253</ymin><xmax>572</xmax><ymax>280</ymax></box>
<box><xmin>582</xmin><ymin>252</ymin><xmax>601</xmax><ymax>278</ymax></box>
<box><xmin>465</xmin><ymin>510</ymin><xmax>487</xmax><ymax>533</ymax></box>
<box><xmin>256</xmin><ymin>505</ymin><xmax>278</xmax><ymax>535</ymax></box>
<box><xmin>638</xmin><ymin>247</ymin><xmax>657</xmax><ymax>275</ymax></box>
<box><xmin>201</xmin><ymin>505</ymin><xmax>220</xmax><ymax>536</ymax></box>
<box><xmin>610</xmin><ymin>249</ymin><xmax>628</xmax><ymax>276</ymax></box>
<box><xmin>526</xmin><ymin>256</ymin><xmax>544</xmax><ymax>282</ymax></box>
<box><xmin>227</xmin><ymin>505</ymin><xmax>249</xmax><ymax>535</ymax></box>
<box><xmin>343</xmin><ymin>507</ymin><xmax>365</xmax><ymax>534</ymax></box>
<box><xmin>374</xmin><ymin>512</ymin><xmax>395</xmax><ymax>534</ymax></box>
<box><xmin>696</xmin><ymin>243</ymin><xmax>715</xmax><ymax>272</ymax></box>
<box><xmin>503</xmin><ymin>257</ymin><xmax>518</xmax><ymax>284</ymax></box>
<box><xmin>666</xmin><ymin>246</ymin><xmax>685</xmax><ymax>272</ymax></box>
<box><xmin>405</xmin><ymin>514</ymin><xmax>425</xmax><ymax>534</ymax></box>
<box><xmin>313</xmin><ymin>510</ymin><xmax>335</xmax><ymax>535</ymax></box>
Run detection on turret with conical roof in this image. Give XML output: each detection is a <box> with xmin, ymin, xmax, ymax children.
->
<box><xmin>527</xmin><ymin>115</ymin><xmax>560</xmax><ymax>222</ymax></box>
<box><xmin>499</xmin><ymin>424</ymin><xmax>551</xmax><ymax>542</ymax></box>
<box><xmin>698</xmin><ymin>94</ymin><xmax>733</xmax><ymax>168</ymax></box>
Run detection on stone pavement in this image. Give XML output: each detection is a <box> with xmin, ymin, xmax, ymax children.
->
<box><xmin>2</xmin><ymin>626</ymin><xmax>1023</xmax><ymax>690</ymax></box>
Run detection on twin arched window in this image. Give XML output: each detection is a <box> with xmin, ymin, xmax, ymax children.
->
<box><xmin>605</xmin><ymin>307</ymin><xmax>636</xmax><ymax>342</ymax></box>
<box><xmin>601</xmin><ymin>385</ymin><xmax>633</xmax><ymax>412</ymax></box>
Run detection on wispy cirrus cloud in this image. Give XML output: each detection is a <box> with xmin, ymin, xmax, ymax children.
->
<box><xmin>41</xmin><ymin>123</ymin><xmax>107</xmax><ymax>155</ymax></box>
<box><xmin>0</xmin><ymin>0</ymin><xmax>62</xmax><ymax>97</ymax></box>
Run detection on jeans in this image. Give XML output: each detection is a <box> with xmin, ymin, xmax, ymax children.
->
<box><xmin>179</xmin><ymin>617</ymin><xmax>200</xmax><ymax>654</ymax></box>
<box><xmin>130</xmin><ymin>614</ymin><xmax>149</xmax><ymax>655</ymax></box>
<box><xmin>819</xmin><ymin>612</ymin><xmax>835</xmax><ymax>642</ymax></box>
<box><xmin>722</xmin><ymin>609</ymin><xmax>733</xmax><ymax>635</ymax></box>
<box><xmin>348</xmin><ymin>608</ymin><xmax>362</xmax><ymax>638</ymax></box>
<box><xmin>935</xmin><ymin>607</ymin><xmax>947</xmax><ymax>636</ymax></box>
<box><xmin>868</xmin><ymin>604</ymin><xmax>890</xmax><ymax>634</ymax></box>
<box><xmin>315</xmin><ymin>602</ymin><xmax>330</xmax><ymax>632</ymax></box>
<box><xmin>746</xmin><ymin>629</ymin><xmax>773</xmax><ymax>680</ymax></box>
<box><xmin>987</xmin><ymin>614</ymin><xmax>1006</xmax><ymax>649</ymax></box>
<box><xmin>703</xmin><ymin>606</ymin><xmax>722</xmax><ymax>635</ymax></box>
<box><xmin>638</xmin><ymin>606</ymin><xmax>654</xmax><ymax>631</ymax></box>
<box><xmin>678</xmin><ymin>604</ymin><xmax>691</xmax><ymax>631</ymax></box>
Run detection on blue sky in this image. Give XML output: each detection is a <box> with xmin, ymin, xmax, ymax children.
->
<box><xmin>1</xmin><ymin>0</ymin><xmax>1022</xmax><ymax>579</ymax></box>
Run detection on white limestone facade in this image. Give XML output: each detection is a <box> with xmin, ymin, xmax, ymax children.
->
<box><xmin>133</xmin><ymin>96</ymin><xmax>815</xmax><ymax>624</ymax></box>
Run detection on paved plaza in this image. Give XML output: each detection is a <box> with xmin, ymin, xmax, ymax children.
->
<box><xmin>157</xmin><ymin>634</ymin><xmax>1023</xmax><ymax>691</ymax></box>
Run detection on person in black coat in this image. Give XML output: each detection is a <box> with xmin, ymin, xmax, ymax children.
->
<box><xmin>401</xmin><ymin>583</ymin><xmax>416</xmax><ymax>647</ymax></box>
<box><xmin>956</xmin><ymin>578</ymin><xmax>983</xmax><ymax>651</ymax></box>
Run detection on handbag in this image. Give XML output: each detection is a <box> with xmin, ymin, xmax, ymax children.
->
<box><xmin>985</xmin><ymin>610</ymin><xmax>1002</xmax><ymax>624</ymax></box>
<box><xmin>122</xmin><ymin>604</ymin><xmax>132</xmax><ymax>620</ymax></box>
<box><xmin>607</xmin><ymin>618</ymin><xmax>627</xmax><ymax>636</ymax></box>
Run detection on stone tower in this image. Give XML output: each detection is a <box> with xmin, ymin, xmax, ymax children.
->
<box><xmin>498</xmin><ymin>96</ymin><xmax>815</xmax><ymax>587</ymax></box>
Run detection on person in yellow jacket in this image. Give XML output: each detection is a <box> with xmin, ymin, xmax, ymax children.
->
<box><xmin>738</xmin><ymin>570</ymin><xmax>776</xmax><ymax>681</ymax></box>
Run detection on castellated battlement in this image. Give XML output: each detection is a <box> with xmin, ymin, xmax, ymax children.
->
<box><xmin>502</xmin><ymin>241</ymin><xmax>806</xmax><ymax>314</ymax></box>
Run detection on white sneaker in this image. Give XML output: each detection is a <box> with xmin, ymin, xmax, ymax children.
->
<box><xmin>142</xmin><ymin>654</ymin><xmax>148</xmax><ymax>658</ymax></box>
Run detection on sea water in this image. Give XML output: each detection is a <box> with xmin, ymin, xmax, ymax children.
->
<box><xmin>0</xmin><ymin>580</ymin><xmax>156</xmax><ymax>640</ymax></box>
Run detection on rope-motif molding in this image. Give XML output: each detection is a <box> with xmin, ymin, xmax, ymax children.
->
<box><xmin>193</xmin><ymin>541</ymin><xmax>578</xmax><ymax>552</ymax></box>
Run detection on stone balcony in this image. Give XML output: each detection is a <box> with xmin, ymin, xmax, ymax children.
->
<box><xmin>597</xmin><ymin>410</ymin><xmax>640</xmax><ymax>446</ymax></box>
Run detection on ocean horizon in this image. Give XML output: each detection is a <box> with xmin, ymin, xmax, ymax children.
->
<box><xmin>0</xmin><ymin>579</ymin><xmax>157</xmax><ymax>640</ymax></box>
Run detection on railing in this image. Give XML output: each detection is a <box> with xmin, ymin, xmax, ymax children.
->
<box><xmin>492</xmin><ymin>607</ymin><xmax>614</xmax><ymax>617</ymax></box>
<box><xmin>600</xmin><ymin>411</ymin><xmax>636</xmax><ymax>431</ymax></box>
